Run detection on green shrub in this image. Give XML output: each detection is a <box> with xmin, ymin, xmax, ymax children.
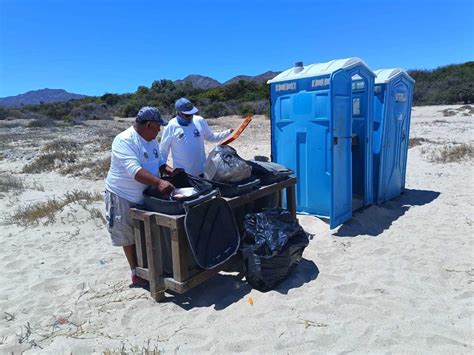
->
<box><xmin>431</xmin><ymin>144</ymin><xmax>474</xmax><ymax>163</ymax></box>
<box><xmin>7</xmin><ymin>189</ymin><xmax>102</xmax><ymax>226</ymax></box>
<box><xmin>0</xmin><ymin>173</ymin><xmax>25</xmax><ymax>192</ymax></box>
<box><xmin>22</xmin><ymin>152</ymin><xmax>78</xmax><ymax>173</ymax></box>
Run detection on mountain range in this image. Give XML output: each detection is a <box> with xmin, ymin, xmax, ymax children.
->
<box><xmin>174</xmin><ymin>71</ymin><xmax>281</xmax><ymax>89</ymax></box>
<box><xmin>0</xmin><ymin>88</ymin><xmax>87</xmax><ymax>107</ymax></box>
<box><xmin>0</xmin><ymin>71</ymin><xmax>281</xmax><ymax>107</ymax></box>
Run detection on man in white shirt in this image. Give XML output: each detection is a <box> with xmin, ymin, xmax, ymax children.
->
<box><xmin>159</xmin><ymin>97</ymin><xmax>233</xmax><ymax>176</ymax></box>
<box><xmin>105</xmin><ymin>106</ymin><xmax>179</xmax><ymax>288</ymax></box>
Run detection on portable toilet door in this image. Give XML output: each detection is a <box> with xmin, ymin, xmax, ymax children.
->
<box><xmin>268</xmin><ymin>58</ymin><xmax>375</xmax><ymax>228</ymax></box>
<box><xmin>372</xmin><ymin>69</ymin><xmax>415</xmax><ymax>204</ymax></box>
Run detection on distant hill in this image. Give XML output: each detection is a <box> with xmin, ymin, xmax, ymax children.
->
<box><xmin>0</xmin><ymin>88</ymin><xmax>87</xmax><ymax>107</ymax></box>
<box><xmin>174</xmin><ymin>75</ymin><xmax>221</xmax><ymax>90</ymax></box>
<box><xmin>174</xmin><ymin>71</ymin><xmax>282</xmax><ymax>89</ymax></box>
<box><xmin>224</xmin><ymin>71</ymin><xmax>281</xmax><ymax>85</ymax></box>
<box><xmin>408</xmin><ymin>61</ymin><xmax>473</xmax><ymax>105</ymax></box>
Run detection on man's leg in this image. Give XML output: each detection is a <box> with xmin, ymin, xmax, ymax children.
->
<box><xmin>123</xmin><ymin>244</ymin><xmax>148</xmax><ymax>288</ymax></box>
<box><xmin>105</xmin><ymin>190</ymin><xmax>148</xmax><ymax>288</ymax></box>
<box><xmin>123</xmin><ymin>244</ymin><xmax>138</xmax><ymax>270</ymax></box>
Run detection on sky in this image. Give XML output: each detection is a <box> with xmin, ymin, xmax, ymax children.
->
<box><xmin>0</xmin><ymin>0</ymin><xmax>473</xmax><ymax>97</ymax></box>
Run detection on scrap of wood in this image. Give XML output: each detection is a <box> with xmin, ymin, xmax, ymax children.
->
<box><xmin>299</xmin><ymin>319</ymin><xmax>328</xmax><ymax>329</ymax></box>
<box><xmin>220</xmin><ymin>115</ymin><xmax>253</xmax><ymax>145</ymax></box>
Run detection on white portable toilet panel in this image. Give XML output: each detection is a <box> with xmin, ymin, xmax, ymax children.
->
<box><xmin>268</xmin><ymin>57</ymin><xmax>375</xmax><ymax>228</ymax></box>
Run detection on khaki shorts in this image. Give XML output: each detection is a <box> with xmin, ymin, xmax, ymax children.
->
<box><xmin>104</xmin><ymin>190</ymin><xmax>140</xmax><ymax>247</ymax></box>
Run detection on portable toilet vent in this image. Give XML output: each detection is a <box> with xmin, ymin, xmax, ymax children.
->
<box><xmin>268</xmin><ymin>57</ymin><xmax>375</xmax><ymax>228</ymax></box>
<box><xmin>372</xmin><ymin>68</ymin><xmax>415</xmax><ymax>204</ymax></box>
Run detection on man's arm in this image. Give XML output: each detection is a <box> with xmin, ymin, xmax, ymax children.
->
<box><xmin>159</xmin><ymin>125</ymin><xmax>172</xmax><ymax>165</ymax></box>
<box><xmin>201</xmin><ymin>118</ymin><xmax>233</xmax><ymax>143</ymax></box>
<box><xmin>135</xmin><ymin>168</ymin><xmax>174</xmax><ymax>196</ymax></box>
<box><xmin>113</xmin><ymin>137</ymin><xmax>174</xmax><ymax>196</ymax></box>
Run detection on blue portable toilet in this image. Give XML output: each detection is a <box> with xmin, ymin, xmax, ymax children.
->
<box><xmin>267</xmin><ymin>58</ymin><xmax>375</xmax><ymax>228</ymax></box>
<box><xmin>372</xmin><ymin>68</ymin><xmax>415</xmax><ymax>204</ymax></box>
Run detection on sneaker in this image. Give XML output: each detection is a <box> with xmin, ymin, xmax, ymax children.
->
<box><xmin>130</xmin><ymin>275</ymin><xmax>150</xmax><ymax>290</ymax></box>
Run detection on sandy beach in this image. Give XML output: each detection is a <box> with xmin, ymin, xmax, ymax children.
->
<box><xmin>0</xmin><ymin>105</ymin><xmax>472</xmax><ymax>353</ymax></box>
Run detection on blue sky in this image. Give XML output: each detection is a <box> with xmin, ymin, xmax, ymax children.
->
<box><xmin>0</xmin><ymin>0</ymin><xmax>473</xmax><ymax>97</ymax></box>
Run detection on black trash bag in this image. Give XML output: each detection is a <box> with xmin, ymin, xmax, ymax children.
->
<box><xmin>202</xmin><ymin>176</ymin><xmax>261</xmax><ymax>198</ymax></box>
<box><xmin>241</xmin><ymin>208</ymin><xmax>309</xmax><ymax>292</ymax></box>
<box><xmin>204</xmin><ymin>145</ymin><xmax>252</xmax><ymax>183</ymax></box>
<box><xmin>247</xmin><ymin>160</ymin><xmax>293</xmax><ymax>185</ymax></box>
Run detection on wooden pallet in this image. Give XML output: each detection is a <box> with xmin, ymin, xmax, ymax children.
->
<box><xmin>129</xmin><ymin>177</ymin><xmax>297</xmax><ymax>302</ymax></box>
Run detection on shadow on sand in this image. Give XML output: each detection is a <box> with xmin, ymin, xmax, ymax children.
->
<box><xmin>168</xmin><ymin>258</ymin><xmax>318</xmax><ymax>310</ymax></box>
<box><xmin>335</xmin><ymin>188</ymin><xmax>440</xmax><ymax>238</ymax></box>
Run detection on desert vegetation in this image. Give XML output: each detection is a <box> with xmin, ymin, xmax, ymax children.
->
<box><xmin>58</xmin><ymin>157</ymin><xmax>111</xmax><ymax>180</ymax></box>
<box><xmin>409</xmin><ymin>137</ymin><xmax>436</xmax><ymax>148</ymax></box>
<box><xmin>22</xmin><ymin>152</ymin><xmax>78</xmax><ymax>174</ymax></box>
<box><xmin>7</xmin><ymin>190</ymin><xmax>103</xmax><ymax>226</ymax></box>
<box><xmin>1</xmin><ymin>62</ymin><xmax>470</xmax><ymax>123</ymax></box>
<box><xmin>0</xmin><ymin>173</ymin><xmax>25</xmax><ymax>193</ymax></box>
<box><xmin>421</xmin><ymin>143</ymin><xmax>474</xmax><ymax>163</ymax></box>
<box><xmin>20</xmin><ymin>137</ymin><xmax>111</xmax><ymax>180</ymax></box>
<box><xmin>410</xmin><ymin>62</ymin><xmax>473</xmax><ymax>105</ymax></box>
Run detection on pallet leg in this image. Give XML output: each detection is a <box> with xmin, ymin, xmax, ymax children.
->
<box><xmin>152</xmin><ymin>290</ymin><xmax>165</xmax><ymax>302</ymax></box>
<box><xmin>171</xmin><ymin>227</ymin><xmax>189</xmax><ymax>282</ymax></box>
<box><xmin>286</xmin><ymin>185</ymin><xmax>297</xmax><ymax>220</ymax></box>
<box><xmin>133</xmin><ymin>219</ymin><xmax>147</xmax><ymax>268</ymax></box>
<box><xmin>143</xmin><ymin>215</ymin><xmax>165</xmax><ymax>302</ymax></box>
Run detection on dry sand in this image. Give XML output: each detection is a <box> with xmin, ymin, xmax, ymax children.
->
<box><xmin>0</xmin><ymin>105</ymin><xmax>472</xmax><ymax>353</ymax></box>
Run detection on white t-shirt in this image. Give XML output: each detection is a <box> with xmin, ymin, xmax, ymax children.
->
<box><xmin>159</xmin><ymin>115</ymin><xmax>231</xmax><ymax>176</ymax></box>
<box><xmin>105</xmin><ymin>126</ymin><xmax>164</xmax><ymax>204</ymax></box>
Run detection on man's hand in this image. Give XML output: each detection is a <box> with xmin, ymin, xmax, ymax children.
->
<box><xmin>134</xmin><ymin>168</ymin><xmax>175</xmax><ymax>198</ymax></box>
<box><xmin>160</xmin><ymin>164</ymin><xmax>184</xmax><ymax>177</ymax></box>
<box><xmin>156</xmin><ymin>179</ymin><xmax>174</xmax><ymax>199</ymax></box>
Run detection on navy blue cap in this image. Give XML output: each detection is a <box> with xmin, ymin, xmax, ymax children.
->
<box><xmin>136</xmin><ymin>106</ymin><xmax>167</xmax><ymax>125</ymax></box>
<box><xmin>175</xmin><ymin>97</ymin><xmax>198</xmax><ymax>115</ymax></box>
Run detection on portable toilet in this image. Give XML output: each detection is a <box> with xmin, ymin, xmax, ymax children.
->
<box><xmin>372</xmin><ymin>68</ymin><xmax>415</xmax><ymax>204</ymax></box>
<box><xmin>267</xmin><ymin>57</ymin><xmax>375</xmax><ymax>228</ymax></box>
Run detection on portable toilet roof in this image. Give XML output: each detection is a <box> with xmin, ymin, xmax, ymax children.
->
<box><xmin>267</xmin><ymin>57</ymin><xmax>373</xmax><ymax>83</ymax></box>
<box><xmin>374</xmin><ymin>68</ymin><xmax>415</xmax><ymax>84</ymax></box>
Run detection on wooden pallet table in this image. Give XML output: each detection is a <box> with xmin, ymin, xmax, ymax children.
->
<box><xmin>129</xmin><ymin>177</ymin><xmax>296</xmax><ymax>302</ymax></box>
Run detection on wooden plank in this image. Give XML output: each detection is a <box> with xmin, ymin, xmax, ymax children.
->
<box><xmin>129</xmin><ymin>209</ymin><xmax>155</xmax><ymax>221</ymax></box>
<box><xmin>164</xmin><ymin>256</ymin><xmax>239</xmax><ymax>294</ymax></box>
<box><xmin>133</xmin><ymin>219</ymin><xmax>147</xmax><ymax>268</ymax></box>
<box><xmin>143</xmin><ymin>215</ymin><xmax>165</xmax><ymax>302</ymax></box>
<box><xmin>153</xmin><ymin>213</ymin><xmax>184</xmax><ymax>229</ymax></box>
<box><xmin>171</xmin><ymin>227</ymin><xmax>189</xmax><ymax>282</ymax></box>
<box><xmin>278</xmin><ymin>189</ymin><xmax>283</xmax><ymax>208</ymax></box>
<box><xmin>136</xmin><ymin>266</ymin><xmax>149</xmax><ymax>281</ymax></box>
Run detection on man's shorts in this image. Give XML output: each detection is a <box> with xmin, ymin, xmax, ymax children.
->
<box><xmin>104</xmin><ymin>190</ymin><xmax>140</xmax><ymax>247</ymax></box>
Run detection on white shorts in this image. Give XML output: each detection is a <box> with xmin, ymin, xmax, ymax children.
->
<box><xmin>104</xmin><ymin>190</ymin><xmax>139</xmax><ymax>247</ymax></box>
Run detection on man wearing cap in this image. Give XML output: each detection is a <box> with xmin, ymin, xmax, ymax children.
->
<box><xmin>160</xmin><ymin>97</ymin><xmax>233</xmax><ymax>176</ymax></box>
<box><xmin>105</xmin><ymin>106</ymin><xmax>179</xmax><ymax>288</ymax></box>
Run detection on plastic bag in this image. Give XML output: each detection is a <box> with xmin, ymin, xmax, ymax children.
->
<box><xmin>204</xmin><ymin>145</ymin><xmax>252</xmax><ymax>183</ymax></box>
<box><xmin>242</xmin><ymin>208</ymin><xmax>309</xmax><ymax>292</ymax></box>
<box><xmin>247</xmin><ymin>160</ymin><xmax>293</xmax><ymax>185</ymax></box>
